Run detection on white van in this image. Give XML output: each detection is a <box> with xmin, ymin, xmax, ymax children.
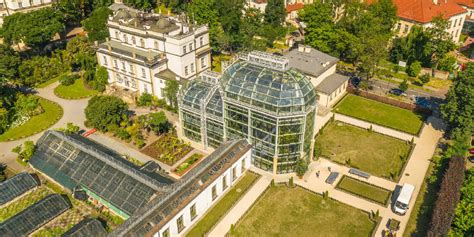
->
<box><xmin>394</xmin><ymin>183</ymin><xmax>415</xmax><ymax>215</ymax></box>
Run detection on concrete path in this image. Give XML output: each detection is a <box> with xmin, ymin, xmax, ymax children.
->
<box><xmin>207</xmin><ymin>173</ymin><xmax>272</xmax><ymax>237</ymax></box>
<box><xmin>0</xmin><ymin>82</ymin><xmax>89</xmax><ymax>172</ymax></box>
<box><xmin>335</xmin><ymin>113</ymin><xmax>415</xmax><ymax>141</ymax></box>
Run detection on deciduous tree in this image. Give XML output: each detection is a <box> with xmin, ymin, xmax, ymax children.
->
<box><xmin>85</xmin><ymin>95</ymin><xmax>129</xmax><ymax>131</ymax></box>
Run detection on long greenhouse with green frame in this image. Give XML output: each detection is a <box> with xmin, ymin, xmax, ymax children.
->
<box><xmin>178</xmin><ymin>51</ymin><xmax>318</xmax><ymax>174</ymax></box>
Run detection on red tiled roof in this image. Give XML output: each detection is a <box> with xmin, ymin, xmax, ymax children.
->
<box><xmin>286</xmin><ymin>3</ymin><xmax>304</xmax><ymax>13</ymax></box>
<box><xmin>366</xmin><ymin>0</ymin><xmax>467</xmax><ymax>23</ymax></box>
<box><xmin>454</xmin><ymin>0</ymin><xmax>474</xmax><ymax>8</ymax></box>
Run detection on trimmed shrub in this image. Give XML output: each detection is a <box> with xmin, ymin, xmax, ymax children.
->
<box><xmin>406</xmin><ymin>61</ymin><xmax>422</xmax><ymax>77</ymax></box>
<box><xmin>419</xmin><ymin>73</ymin><xmax>431</xmax><ymax>84</ymax></box>
<box><xmin>59</xmin><ymin>74</ymin><xmax>79</xmax><ymax>86</ymax></box>
<box><xmin>295</xmin><ymin>159</ymin><xmax>308</xmax><ymax>177</ymax></box>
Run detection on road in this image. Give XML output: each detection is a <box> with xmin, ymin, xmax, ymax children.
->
<box><xmin>369</xmin><ymin>78</ymin><xmax>446</xmax><ymax>99</ymax></box>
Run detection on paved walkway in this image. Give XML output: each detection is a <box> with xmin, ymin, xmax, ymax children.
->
<box><xmin>335</xmin><ymin>113</ymin><xmax>415</xmax><ymax>141</ymax></box>
<box><xmin>0</xmin><ymin>82</ymin><xmax>89</xmax><ymax>172</ymax></box>
<box><xmin>207</xmin><ymin>172</ymin><xmax>272</xmax><ymax>237</ymax></box>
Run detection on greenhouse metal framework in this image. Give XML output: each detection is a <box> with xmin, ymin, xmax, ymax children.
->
<box><xmin>0</xmin><ymin>194</ymin><xmax>71</xmax><ymax>236</ymax></box>
<box><xmin>0</xmin><ymin>172</ymin><xmax>39</xmax><ymax>206</ymax></box>
<box><xmin>30</xmin><ymin>130</ymin><xmax>174</xmax><ymax>218</ymax></box>
<box><xmin>62</xmin><ymin>218</ymin><xmax>107</xmax><ymax>237</ymax></box>
<box><xmin>179</xmin><ymin>51</ymin><xmax>318</xmax><ymax>173</ymax></box>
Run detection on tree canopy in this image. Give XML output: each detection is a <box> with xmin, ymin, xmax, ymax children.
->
<box><xmin>85</xmin><ymin>95</ymin><xmax>129</xmax><ymax>132</ymax></box>
<box><xmin>82</xmin><ymin>7</ymin><xmax>112</xmax><ymax>42</ymax></box>
<box><xmin>264</xmin><ymin>0</ymin><xmax>286</xmax><ymax>26</ymax></box>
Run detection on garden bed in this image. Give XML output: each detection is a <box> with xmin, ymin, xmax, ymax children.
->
<box><xmin>0</xmin><ymin>186</ymin><xmax>53</xmax><ymax>222</ymax></box>
<box><xmin>336</xmin><ymin>175</ymin><xmax>392</xmax><ymax>206</ymax></box>
<box><xmin>141</xmin><ymin>133</ymin><xmax>193</xmax><ymax>165</ymax></box>
<box><xmin>315</xmin><ymin>122</ymin><xmax>412</xmax><ymax>180</ymax></box>
<box><xmin>0</xmin><ymin>97</ymin><xmax>63</xmax><ymax>142</ymax></box>
<box><xmin>234</xmin><ymin>185</ymin><xmax>377</xmax><ymax>237</ymax></box>
<box><xmin>54</xmin><ymin>78</ymin><xmax>98</xmax><ymax>99</ymax></box>
<box><xmin>173</xmin><ymin>153</ymin><xmax>204</xmax><ymax>176</ymax></box>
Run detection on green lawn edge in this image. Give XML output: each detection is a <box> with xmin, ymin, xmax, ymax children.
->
<box><xmin>336</xmin><ymin>175</ymin><xmax>392</xmax><ymax>206</ymax></box>
<box><xmin>334</xmin><ymin>94</ymin><xmax>424</xmax><ymax>135</ymax></box>
<box><xmin>186</xmin><ymin>172</ymin><xmax>260</xmax><ymax>237</ymax></box>
<box><xmin>0</xmin><ymin>97</ymin><xmax>63</xmax><ymax>142</ymax></box>
<box><xmin>54</xmin><ymin>78</ymin><xmax>98</xmax><ymax>100</ymax></box>
<box><xmin>36</xmin><ymin>76</ymin><xmax>60</xmax><ymax>89</ymax></box>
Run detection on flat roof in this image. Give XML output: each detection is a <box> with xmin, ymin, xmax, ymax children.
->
<box><xmin>315</xmin><ymin>73</ymin><xmax>349</xmax><ymax>94</ymax></box>
<box><xmin>285</xmin><ymin>46</ymin><xmax>339</xmax><ymax>78</ymax></box>
<box><xmin>98</xmin><ymin>40</ymin><xmax>165</xmax><ymax>66</ymax></box>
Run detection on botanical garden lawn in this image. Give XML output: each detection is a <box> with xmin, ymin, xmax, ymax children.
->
<box><xmin>336</xmin><ymin>175</ymin><xmax>391</xmax><ymax>205</ymax></box>
<box><xmin>334</xmin><ymin>94</ymin><xmax>424</xmax><ymax>134</ymax></box>
<box><xmin>234</xmin><ymin>186</ymin><xmax>376</xmax><ymax>237</ymax></box>
<box><xmin>0</xmin><ymin>97</ymin><xmax>63</xmax><ymax>142</ymax></box>
<box><xmin>315</xmin><ymin>122</ymin><xmax>412</xmax><ymax>180</ymax></box>
<box><xmin>54</xmin><ymin>78</ymin><xmax>98</xmax><ymax>99</ymax></box>
<box><xmin>186</xmin><ymin>172</ymin><xmax>259</xmax><ymax>237</ymax></box>
<box><xmin>0</xmin><ymin>186</ymin><xmax>53</xmax><ymax>222</ymax></box>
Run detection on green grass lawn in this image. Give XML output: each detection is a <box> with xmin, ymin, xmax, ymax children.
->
<box><xmin>36</xmin><ymin>76</ymin><xmax>60</xmax><ymax>89</ymax></box>
<box><xmin>336</xmin><ymin>175</ymin><xmax>392</xmax><ymax>205</ymax></box>
<box><xmin>0</xmin><ymin>97</ymin><xmax>63</xmax><ymax>141</ymax></box>
<box><xmin>315</xmin><ymin>122</ymin><xmax>412</xmax><ymax>180</ymax></box>
<box><xmin>0</xmin><ymin>186</ymin><xmax>53</xmax><ymax>222</ymax></box>
<box><xmin>54</xmin><ymin>78</ymin><xmax>98</xmax><ymax>99</ymax></box>
<box><xmin>234</xmin><ymin>186</ymin><xmax>377</xmax><ymax>237</ymax></box>
<box><xmin>186</xmin><ymin>172</ymin><xmax>259</xmax><ymax>237</ymax></box>
<box><xmin>334</xmin><ymin>94</ymin><xmax>424</xmax><ymax>134</ymax></box>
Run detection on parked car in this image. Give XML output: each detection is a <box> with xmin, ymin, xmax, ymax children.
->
<box><xmin>469</xmin><ymin>156</ymin><xmax>474</xmax><ymax>163</ymax></box>
<box><xmin>389</xmin><ymin>88</ymin><xmax>408</xmax><ymax>97</ymax></box>
<box><xmin>394</xmin><ymin>183</ymin><xmax>415</xmax><ymax>215</ymax></box>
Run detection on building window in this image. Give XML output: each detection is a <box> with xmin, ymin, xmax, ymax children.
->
<box><xmin>132</xmin><ymin>36</ymin><xmax>136</xmax><ymax>45</ymax></box>
<box><xmin>396</xmin><ymin>23</ymin><xmax>401</xmax><ymax>31</ymax></box>
<box><xmin>129</xmin><ymin>63</ymin><xmax>134</xmax><ymax>73</ymax></box>
<box><xmin>121</xmin><ymin>62</ymin><xmax>126</xmax><ymax>71</ymax></box>
<box><xmin>459</xmin><ymin>18</ymin><xmax>462</xmax><ymax>26</ymax></box>
<box><xmin>200</xmin><ymin>37</ymin><xmax>203</xmax><ymax>47</ymax></box>
<box><xmin>140</xmin><ymin>38</ymin><xmax>145</xmax><ymax>48</ymax></box>
<box><xmin>191</xmin><ymin>63</ymin><xmax>195</xmax><ymax>73</ymax></box>
<box><xmin>124</xmin><ymin>34</ymin><xmax>128</xmax><ymax>43</ymax></box>
<box><xmin>185</xmin><ymin>66</ymin><xmax>189</xmax><ymax>76</ymax></box>
<box><xmin>232</xmin><ymin>167</ymin><xmax>237</xmax><ymax>181</ymax></box>
<box><xmin>190</xmin><ymin>204</ymin><xmax>197</xmax><ymax>220</ymax></box>
<box><xmin>18</xmin><ymin>2</ymin><xmax>23</xmax><ymax>8</ymax></box>
<box><xmin>201</xmin><ymin>57</ymin><xmax>206</xmax><ymax>68</ymax></box>
<box><xmin>131</xmin><ymin>80</ymin><xmax>137</xmax><ymax>88</ymax></box>
<box><xmin>222</xmin><ymin>176</ymin><xmax>228</xmax><ymax>190</ymax></box>
<box><xmin>154</xmin><ymin>40</ymin><xmax>158</xmax><ymax>49</ymax></box>
<box><xmin>211</xmin><ymin>185</ymin><xmax>217</xmax><ymax>200</ymax></box>
<box><xmin>454</xmin><ymin>19</ymin><xmax>458</xmax><ymax>28</ymax></box>
<box><xmin>141</xmin><ymin>68</ymin><xmax>146</xmax><ymax>78</ymax></box>
<box><xmin>189</xmin><ymin>43</ymin><xmax>193</xmax><ymax>51</ymax></box>
<box><xmin>144</xmin><ymin>85</ymin><xmax>148</xmax><ymax>94</ymax></box>
<box><xmin>183</xmin><ymin>45</ymin><xmax>187</xmax><ymax>54</ymax></box>
<box><xmin>403</xmin><ymin>25</ymin><xmax>409</xmax><ymax>34</ymax></box>
<box><xmin>114</xmin><ymin>60</ymin><xmax>118</xmax><ymax>68</ymax></box>
<box><xmin>103</xmin><ymin>56</ymin><xmax>108</xmax><ymax>66</ymax></box>
<box><xmin>115</xmin><ymin>31</ymin><xmax>119</xmax><ymax>40</ymax></box>
<box><xmin>177</xmin><ymin>215</ymin><xmax>185</xmax><ymax>233</ymax></box>
<box><xmin>162</xmin><ymin>228</ymin><xmax>170</xmax><ymax>237</ymax></box>
<box><xmin>241</xmin><ymin>159</ymin><xmax>245</xmax><ymax>173</ymax></box>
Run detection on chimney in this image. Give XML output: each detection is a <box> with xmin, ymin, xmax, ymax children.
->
<box><xmin>298</xmin><ymin>44</ymin><xmax>304</xmax><ymax>52</ymax></box>
<box><xmin>433</xmin><ymin>0</ymin><xmax>438</xmax><ymax>4</ymax></box>
<box><xmin>304</xmin><ymin>46</ymin><xmax>311</xmax><ymax>53</ymax></box>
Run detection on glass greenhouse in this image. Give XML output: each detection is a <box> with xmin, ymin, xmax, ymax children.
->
<box><xmin>179</xmin><ymin>52</ymin><xmax>318</xmax><ymax>174</ymax></box>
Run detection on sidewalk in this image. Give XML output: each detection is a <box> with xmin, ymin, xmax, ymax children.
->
<box><xmin>207</xmin><ymin>174</ymin><xmax>271</xmax><ymax>237</ymax></box>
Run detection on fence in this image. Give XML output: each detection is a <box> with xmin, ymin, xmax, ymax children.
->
<box><xmin>347</xmin><ymin>86</ymin><xmax>432</xmax><ymax>116</ymax></box>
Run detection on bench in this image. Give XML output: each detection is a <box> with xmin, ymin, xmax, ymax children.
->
<box><xmin>349</xmin><ymin>168</ymin><xmax>370</xmax><ymax>179</ymax></box>
<box><xmin>325</xmin><ymin>172</ymin><xmax>340</xmax><ymax>184</ymax></box>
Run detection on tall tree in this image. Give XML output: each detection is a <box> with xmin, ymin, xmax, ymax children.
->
<box><xmin>82</xmin><ymin>7</ymin><xmax>112</xmax><ymax>42</ymax></box>
<box><xmin>0</xmin><ymin>45</ymin><xmax>21</xmax><ymax>83</ymax></box>
<box><xmin>424</xmin><ymin>17</ymin><xmax>456</xmax><ymax>76</ymax></box>
<box><xmin>0</xmin><ymin>8</ymin><xmax>64</xmax><ymax>48</ymax></box>
<box><xmin>164</xmin><ymin>80</ymin><xmax>179</xmax><ymax>109</ymax></box>
<box><xmin>85</xmin><ymin>95</ymin><xmax>129</xmax><ymax>132</ymax></box>
<box><xmin>188</xmin><ymin>0</ymin><xmax>220</xmax><ymax>51</ymax></box>
<box><xmin>215</xmin><ymin>0</ymin><xmax>245</xmax><ymax>52</ymax></box>
<box><xmin>264</xmin><ymin>0</ymin><xmax>286</xmax><ymax>26</ymax></box>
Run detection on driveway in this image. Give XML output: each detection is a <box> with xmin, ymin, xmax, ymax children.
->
<box><xmin>0</xmin><ymin>81</ymin><xmax>89</xmax><ymax>172</ymax></box>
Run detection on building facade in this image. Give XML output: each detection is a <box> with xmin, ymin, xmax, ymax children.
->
<box><xmin>0</xmin><ymin>0</ymin><xmax>52</xmax><ymax>25</ymax></box>
<box><xmin>179</xmin><ymin>51</ymin><xmax>319</xmax><ymax>174</ymax></box>
<box><xmin>96</xmin><ymin>3</ymin><xmax>211</xmax><ymax>100</ymax></box>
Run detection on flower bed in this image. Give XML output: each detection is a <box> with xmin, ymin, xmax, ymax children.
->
<box><xmin>173</xmin><ymin>153</ymin><xmax>204</xmax><ymax>176</ymax></box>
<box><xmin>141</xmin><ymin>133</ymin><xmax>193</xmax><ymax>165</ymax></box>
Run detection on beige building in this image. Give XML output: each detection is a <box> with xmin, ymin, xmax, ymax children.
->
<box><xmin>0</xmin><ymin>0</ymin><xmax>52</xmax><ymax>25</ymax></box>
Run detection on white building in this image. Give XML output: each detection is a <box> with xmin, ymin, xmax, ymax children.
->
<box><xmin>0</xmin><ymin>0</ymin><xmax>52</xmax><ymax>25</ymax></box>
<box><xmin>96</xmin><ymin>2</ymin><xmax>211</xmax><ymax>100</ymax></box>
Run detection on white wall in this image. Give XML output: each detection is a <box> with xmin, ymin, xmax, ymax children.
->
<box><xmin>318</xmin><ymin>81</ymin><xmax>348</xmax><ymax>108</ymax></box>
<box><xmin>310</xmin><ymin>64</ymin><xmax>337</xmax><ymax>88</ymax></box>
<box><xmin>154</xmin><ymin>150</ymin><xmax>252</xmax><ymax>237</ymax></box>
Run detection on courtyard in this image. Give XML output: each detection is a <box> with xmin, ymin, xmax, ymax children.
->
<box><xmin>234</xmin><ymin>185</ymin><xmax>377</xmax><ymax>237</ymax></box>
<box><xmin>334</xmin><ymin>94</ymin><xmax>424</xmax><ymax>135</ymax></box>
<box><xmin>315</xmin><ymin>122</ymin><xmax>412</xmax><ymax>180</ymax></box>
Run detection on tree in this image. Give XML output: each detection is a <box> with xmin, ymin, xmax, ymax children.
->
<box><xmin>14</xmin><ymin>95</ymin><xmax>41</xmax><ymax>116</ymax></box>
<box><xmin>399</xmin><ymin>79</ymin><xmax>409</xmax><ymax>92</ymax></box>
<box><xmin>82</xmin><ymin>7</ymin><xmax>112</xmax><ymax>42</ymax></box>
<box><xmin>91</xmin><ymin>66</ymin><xmax>108</xmax><ymax>92</ymax></box>
<box><xmin>451</xmin><ymin>169</ymin><xmax>474</xmax><ymax>236</ymax></box>
<box><xmin>0</xmin><ymin>8</ymin><xmax>65</xmax><ymax>48</ymax></box>
<box><xmin>429</xmin><ymin>156</ymin><xmax>465</xmax><ymax>236</ymax></box>
<box><xmin>295</xmin><ymin>159</ymin><xmax>308</xmax><ymax>177</ymax></box>
<box><xmin>19</xmin><ymin>56</ymin><xmax>65</xmax><ymax>86</ymax></box>
<box><xmin>164</xmin><ymin>80</ymin><xmax>179</xmax><ymax>109</ymax></box>
<box><xmin>55</xmin><ymin>0</ymin><xmax>90</xmax><ymax>26</ymax></box>
<box><xmin>424</xmin><ymin>17</ymin><xmax>456</xmax><ymax>76</ymax></box>
<box><xmin>264</xmin><ymin>0</ymin><xmax>286</xmax><ymax>26</ymax></box>
<box><xmin>215</xmin><ymin>0</ymin><xmax>245</xmax><ymax>53</ymax></box>
<box><xmin>124</xmin><ymin>0</ymin><xmax>156</xmax><ymax>10</ymax></box>
<box><xmin>137</xmin><ymin>93</ymin><xmax>153</xmax><ymax>106</ymax></box>
<box><xmin>419</xmin><ymin>73</ymin><xmax>431</xmax><ymax>84</ymax></box>
<box><xmin>12</xmin><ymin>140</ymin><xmax>36</xmax><ymax>162</ymax></box>
<box><xmin>85</xmin><ymin>95</ymin><xmax>129</xmax><ymax>132</ymax></box>
<box><xmin>57</xmin><ymin>122</ymin><xmax>80</xmax><ymax>134</ymax></box>
<box><xmin>188</xmin><ymin>0</ymin><xmax>220</xmax><ymax>51</ymax></box>
<box><xmin>0</xmin><ymin>45</ymin><xmax>21</xmax><ymax>82</ymax></box>
<box><xmin>406</xmin><ymin>61</ymin><xmax>422</xmax><ymax>77</ymax></box>
<box><xmin>140</xmin><ymin>112</ymin><xmax>171</xmax><ymax>135</ymax></box>
<box><xmin>441</xmin><ymin>63</ymin><xmax>474</xmax><ymax>134</ymax></box>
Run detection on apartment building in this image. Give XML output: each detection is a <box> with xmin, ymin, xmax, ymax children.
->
<box><xmin>0</xmin><ymin>0</ymin><xmax>52</xmax><ymax>25</ymax></box>
<box><xmin>96</xmin><ymin>2</ymin><xmax>211</xmax><ymax>100</ymax></box>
